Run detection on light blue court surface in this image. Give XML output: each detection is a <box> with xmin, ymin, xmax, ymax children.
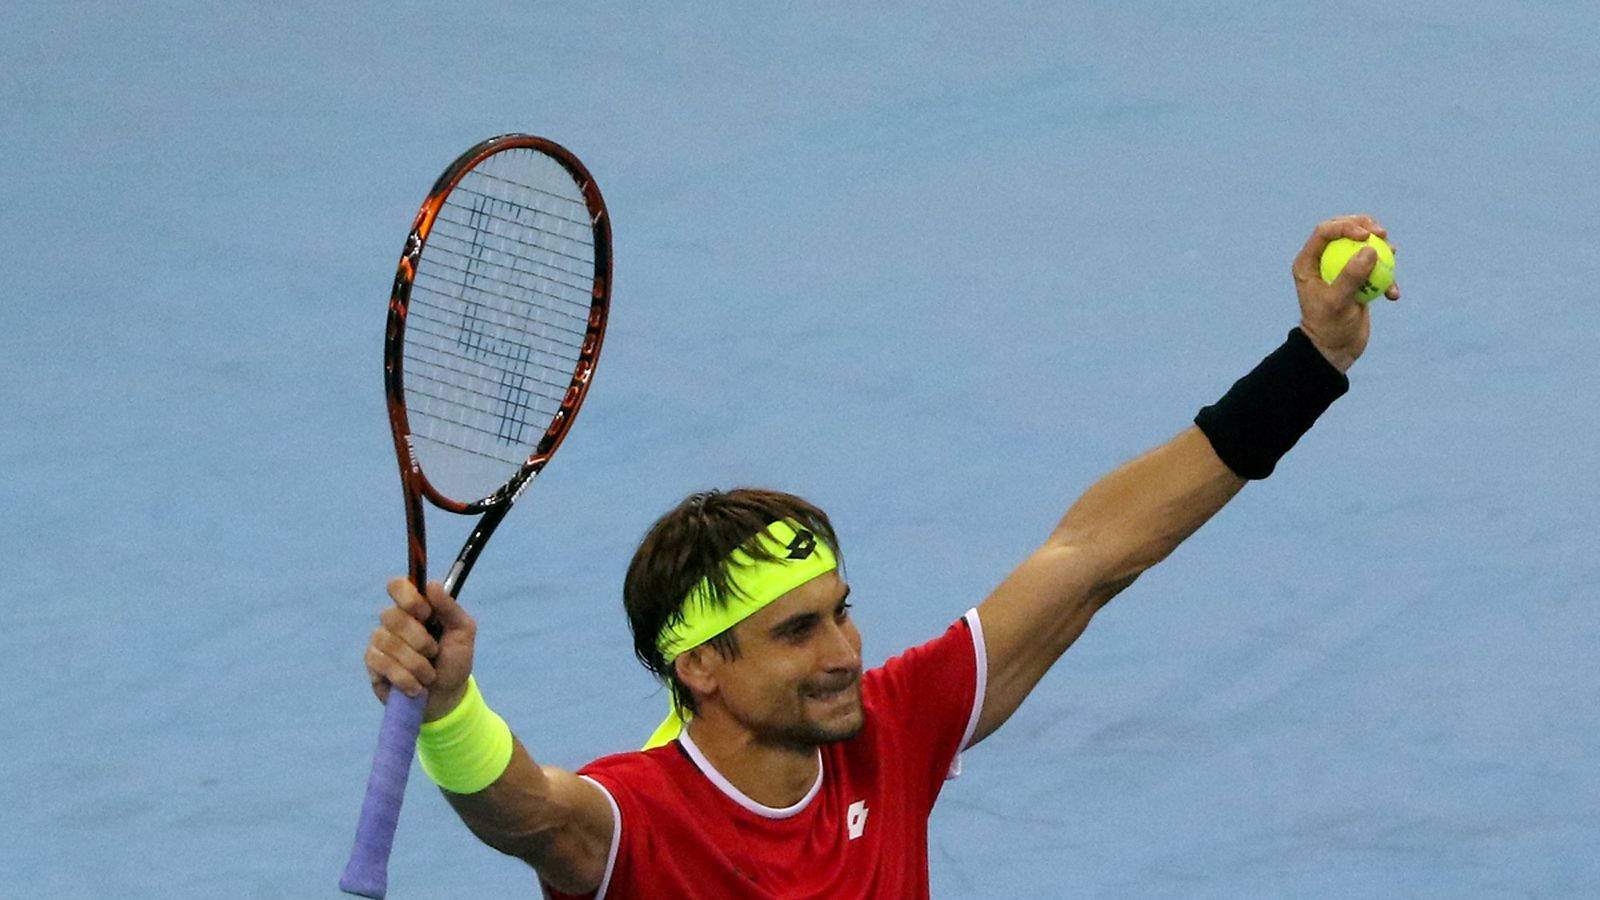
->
<box><xmin>4</xmin><ymin>2</ymin><xmax>1597</xmax><ymax>896</ymax></box>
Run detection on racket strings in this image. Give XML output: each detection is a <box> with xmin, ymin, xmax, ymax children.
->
<box><xmin>403</xmin><ymin>148</ymin><xmax>598</xmax><ymax>501</ymax></box>
<box><xmin>457</xmin><ymin>166</ymin><xmax>593</xmax><ymax>225</ymax></box>
<box><xmin>411</xmin><ymin>263</ymin><xmax>589</xmax><ymax>340</ymax></box>
<box><xmin>432</xmin><ymin>195</ymin><xmax>595</xmax><ymax>270</ymax></box>
<box><xmin>401</xmin><ymin>369</ymin><xmax>566</xmax><ymax>443</ymax></box>
<box><xmin>403</xmin><ymin>312</ymin><xmax>580</xmax><ymax>395</ymax></box>
<box><xmin>414</xmin><ymin>240</ymin><xmax>594</xmax><ymax>315</ymax></box>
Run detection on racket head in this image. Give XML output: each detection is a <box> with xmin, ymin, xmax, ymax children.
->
<box><xmin>385</xmin><ymin>133</ymin><xmax>612</xmax><ymax>514</ymax></box>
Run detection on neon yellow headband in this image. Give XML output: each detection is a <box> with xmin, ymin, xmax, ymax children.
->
<box><xmin>643</xmin><ymin>519</ymin><xmax>838</xmax><ymax>749</ymax></box>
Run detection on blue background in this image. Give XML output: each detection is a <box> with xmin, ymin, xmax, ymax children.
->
<box><xmin>4</xmin><ymin>1</ymin><xmax>1597</xmax><ymax>896</ymax></box>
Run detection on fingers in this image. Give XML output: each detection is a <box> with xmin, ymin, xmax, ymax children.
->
<box><xmin>366</xmin><ymin>642</ymin><xmax>431</xmax><ymax>699</ymax></box>
<box><xmin>1316</xmin><ymin>215</ymin><xmax>1401</xmax><ymax>304</ymax></box>
<box><xmin>1294</xmin><ymin>214</ymin><xmax>1389</xmax><ymax>275</ymax></box>
<box><xmin>1383</xmin><ymin>270</ymin><xmax>1403</xmax><ymax>302</ymax></box>
<box><xmin>1320</xmin><ymin>213</ymin><xmax>1385</xmax><ymax>240</ymax></box>
<box><xmin>368</xmin><ymin>576</ymin><xmax>480</xmax><ymax>706</ymax></box>
<box><xmin>387</xmin><ymin>576</ymin><xmax>434</xmax><ymax>623</ymax></box>
<box><xmin>367</xmin><ymin>612</ymin><xmax>438</xmax><ymax>698</ymax></box>
<box><xmin>426</xmin><ymin>580</ymin><xmax>475</xmax><ymax>636</ymax></box>
<box><xmin>1333</xmin><ymin>246</ymin><xmax>1379</xmax><ymax>295</ymax></box>
<box><xmin>369</xmin><ymin>577</ymin><xmax>448</xmax><ymax>701</ymax></box>
<box><xmin>379</xmin><ymin>603</ymin><xmax>441</xmax><ymax>657</ymax></box>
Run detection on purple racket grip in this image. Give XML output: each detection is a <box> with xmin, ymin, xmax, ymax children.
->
<box><xmin>340</xmin><ymin>688</ymin><xmax>428</xmax><ymax>898</ymax></box>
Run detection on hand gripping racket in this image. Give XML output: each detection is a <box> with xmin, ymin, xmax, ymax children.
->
<box><xmin>340</xmin><ymin>134</ymin><xmax>612</xmax><ymax>898</ymax></box>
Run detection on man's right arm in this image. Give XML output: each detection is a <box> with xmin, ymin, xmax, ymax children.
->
<box><xmin>365</xmin><ymin>578</ymin><xmax>612</xmax><ymax>894</ymax></box>
<box><xmin>440</xmin><ymin>742</ymin><xmax>613</xmax><ymax>894</ymax></box>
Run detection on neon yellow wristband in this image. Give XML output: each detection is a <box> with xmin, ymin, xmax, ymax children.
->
<box><xmin>417</xmin><ymin>676</ymin><xmax>513</xmax><ymax>794</ymax></box>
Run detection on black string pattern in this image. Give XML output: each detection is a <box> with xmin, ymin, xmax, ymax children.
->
<box><xmin>404</xmin><ymin>148</ymin><xmax>594</xmax><ymax>502</ymax></box>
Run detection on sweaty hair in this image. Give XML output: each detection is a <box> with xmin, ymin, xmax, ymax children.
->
<box><xmin>624</xmin><ymin>488</ymin><xmax>841</xmax><ymax>715</ymax></box>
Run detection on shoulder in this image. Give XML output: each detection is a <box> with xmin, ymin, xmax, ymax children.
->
<box><xmin>577</xmin><ymin>744</ymin><xmax>688</xmax><ymax>784</ymax></box>
<box><xmin>863</xmin><ymin>609</ymin><xmax>982</xmax><ymax>699</ymax></box>
<box><xmin>856</xmin><ymin>610</ymin><xmax>987</xmax><ymax>788</ymax></box>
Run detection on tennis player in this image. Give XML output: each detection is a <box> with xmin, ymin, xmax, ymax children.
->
<box><xmin>364</xmin><ymin>215</ymin><xmax>1400</xmax><ymax>898</ymax></box>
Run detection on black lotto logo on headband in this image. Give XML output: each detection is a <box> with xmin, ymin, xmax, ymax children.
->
<box><xmin>785</xmin><ymin>529</ymin><xmax>817</xmax><ymax>560</ymax></box>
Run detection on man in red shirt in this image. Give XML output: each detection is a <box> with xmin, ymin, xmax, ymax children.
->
<box><xmin>364</xmin><ymin>215</ymin><xmax>1400</xmax><ymax>897</ymax></box>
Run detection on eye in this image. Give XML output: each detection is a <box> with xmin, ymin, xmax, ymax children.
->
<box><xmin>776</xmin><ymin>617</ymin><xmax>816</xmax><ymax>642</ymax></box>
<box><xmin>834</xmin><ymin>601</ymin><xmax>852</xmax><ymax>621</ymax></box>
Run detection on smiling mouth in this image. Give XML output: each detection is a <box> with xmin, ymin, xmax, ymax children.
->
<box><xmin>805</xmin><ymin>678</ymin><xmax>859</xmax><ymax>704</ymax></box>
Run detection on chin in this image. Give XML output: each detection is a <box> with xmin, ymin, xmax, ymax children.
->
<box><xmin>819</xmin><ymin>714</ymin><xmax>865</xmax><ymax>744</ymax></box>
<box><xmin>767</xmin><ymin>703</ymin><xmax>864</xmax><ymax>748</ymax></box>
<box><xmin>807</xmin><ymin>696</ymin><xmax>866</xmax><ymax>744</ymax></box>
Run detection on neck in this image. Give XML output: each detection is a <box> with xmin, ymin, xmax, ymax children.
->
<box><xmin>682</xmin><ymin>713</ymin><xmax>820</xmax><ymax>810</ymax></box>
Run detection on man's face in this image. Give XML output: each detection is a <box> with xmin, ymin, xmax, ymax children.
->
<box><xmin>710</xmin><ymin>571</ymin><xmax>864</xmax><ymax>748</ymax></box>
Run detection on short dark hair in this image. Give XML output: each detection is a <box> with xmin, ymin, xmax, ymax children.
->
<box><xmin>624</xmin><ymin>488</ymin><xmax>841</xmax><ymax>715</ymax></box>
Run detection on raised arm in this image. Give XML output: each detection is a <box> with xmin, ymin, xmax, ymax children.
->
<box><xmin>970</xmin><ymin>214</ymin><xmax>1400</xmax><ymax>745</ymax></box>
<box><xmin>364</xmin><ymin>579</ymin><xmax>613</xmax><ymax>893</ymax></box>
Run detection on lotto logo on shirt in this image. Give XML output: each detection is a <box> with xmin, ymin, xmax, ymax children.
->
<box><xmin>846</xmin><ymin>800</ymin><xmax>868</xmax><ymax>839</ymax></box>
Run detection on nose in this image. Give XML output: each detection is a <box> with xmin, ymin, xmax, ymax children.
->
<box><xmin>818</xmin><ymin>616</ymin><xmax>861</xmax><ymax>673</ymax></box>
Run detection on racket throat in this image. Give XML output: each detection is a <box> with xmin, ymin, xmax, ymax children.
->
<box><xmin>442</xmin><ymin>559</ymin><xmax>468</xmax><ymax>596</ymax></box>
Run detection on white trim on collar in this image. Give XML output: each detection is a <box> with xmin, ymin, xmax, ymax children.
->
<box><xmin>677</xmin><ymin>728</ymin><xmax>823</xmax><ymax>819</ymax></box>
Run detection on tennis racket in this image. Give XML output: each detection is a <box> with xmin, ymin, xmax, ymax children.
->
<box><xmin>340</xmin><ymin>133</ymin><xmax>612</xmax><ymax>899</ymax></box>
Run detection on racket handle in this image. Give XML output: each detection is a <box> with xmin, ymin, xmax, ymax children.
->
<box><xmin>340</xmin><ymin>688</ymin><xmax>428</xmax><ymax>898</ymax></box>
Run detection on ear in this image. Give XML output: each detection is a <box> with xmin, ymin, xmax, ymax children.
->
<box><xmin>673</xmin><ymin>646</ymin><xmax>720</xmax><ymax>702</ymax></box>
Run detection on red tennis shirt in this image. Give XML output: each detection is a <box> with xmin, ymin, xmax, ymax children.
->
<box><xmin>543</xmin><ymin>609</ymin><xmax>987</xmax><ymax>899</ymax></box>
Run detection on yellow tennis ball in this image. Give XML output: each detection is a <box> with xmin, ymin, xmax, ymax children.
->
<box><xmin>1320</xmin><ymin>235</ymin><xmax>1395</xmax><ymax>303</ymax></box>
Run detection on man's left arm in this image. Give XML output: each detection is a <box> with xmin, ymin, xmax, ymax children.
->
<box><xmin>970</xmin><ymin>214</ymin><xmax>1400</xmax><ymax>745</ymax></box>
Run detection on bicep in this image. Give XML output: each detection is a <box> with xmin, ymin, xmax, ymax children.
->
<box><xmin>970</xmin><ymin>544</ymin><xmax>1122</xmax><ymax>745</ymax></box>
<box><xmin>526</xmin><ymin>766</ymin><xmax>615</xmax><ymax>894</ymax></box>
<box><xmin>968</xmin><ymin>428</ymin><xmax>1243</xmax><ymax>745</ymax></box>
<box><xmin>444</xmin><ymin>741</ymin><xmax>614</xmax><ymax>894</ymax></box>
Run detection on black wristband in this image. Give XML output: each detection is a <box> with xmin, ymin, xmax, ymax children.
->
<box><xmin>1194</xmin><ymin>328</ymin><xmax>1349</xmax><ymax>479</ymax></box>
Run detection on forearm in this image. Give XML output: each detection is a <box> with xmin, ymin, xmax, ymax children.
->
<box><xmin>1051</xmin><ymin>426</ymin><xmax>1244</xmax><ymax>596</ymax></box>
<box><xmin>420</xmin><ymin>683</ymin><xmax>611</xmax><ymax>891</ymax></box>
<box><xmin>440</xmin><ymin>739</ymin><xmax>611</xmax><ymax>892</ymax></box>
<box><xmin>444</xmin><ymin>739</ymin><xmax>550</xmax><ymax>851</ymax></box>
<box><xmin>972</xmin><ymin>369</ymin><xmax>1317</xmax><ymax>740</ymax></box>
<box><xmin>443</xmin><ymin>741</ymin><xmax>568</xmax><ymax>859</ymax></box>
<box><xmin>1053</xmin><ymin>326</ymin><xmax>1349</xmax><ymax>595</ymax></box>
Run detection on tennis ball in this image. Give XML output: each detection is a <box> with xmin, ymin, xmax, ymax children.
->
<box><xmin>1320</xmin><ymin>235</ymin><xmax>1395</xmax><ymax>304</ymax></box>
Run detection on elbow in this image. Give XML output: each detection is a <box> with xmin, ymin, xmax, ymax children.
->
<box><xmin>1090</xmin><ymin>569</ymin><xmax>1142</xmax><ymax>609</ymax></box>
<box><xmin>1052</xmin><ymin>533</ymin><xmax>1159</xmax><ymax>608</ymax></box>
